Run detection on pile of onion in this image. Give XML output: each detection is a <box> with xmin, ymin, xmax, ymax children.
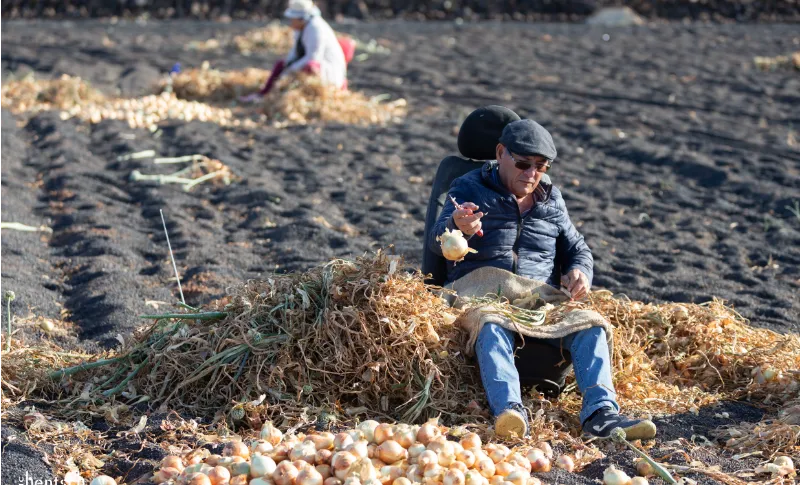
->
<box><xmin>150</xmin><ymin>421</ymin><xmax>575</xmax><ymax>485</ymax></box>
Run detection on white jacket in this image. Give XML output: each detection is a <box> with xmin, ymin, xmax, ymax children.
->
<box><xmin>285</xmin><ymin>16</ymin><xmax>347</xmax><ymax>88</ymax></box>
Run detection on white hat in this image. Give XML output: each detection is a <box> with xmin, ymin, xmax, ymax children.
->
<box><xmin>284</xmin><ymin>0</ymin><xmax>321</xmax><ymax>20</ymax></box>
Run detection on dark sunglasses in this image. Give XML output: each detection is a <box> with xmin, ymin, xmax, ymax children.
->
<box><xmin>508</xmin><ymin>151</ymin><xmax>552</xmax><ymax>173</ymax></box>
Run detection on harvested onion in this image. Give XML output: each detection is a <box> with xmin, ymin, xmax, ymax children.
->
<box><xmin>261</xmin><ymin>422</ymin><xmax>284</xmax><ymax>446</ymax></box>
<box><xmin>324</xmin><ymin>479</ymin><xmax>343</xmax><ymax>485</ymax></box>
<box><xmin>526</xmin><ymin>449</ymin><xmax>550</xmax><ymax>473</ymax></box>
<box><xmin>274</xmin><ymin>461</ymin><xmax>300</xmax><ymax>485</ymax></box>
<box><xmin>376</xmin><ymin>440</ymin><xmax>407</xmax><ymax>464</ymax></box>
<box><xmin>631</xmin><ymin>478</ymin><xmax>648</xmax><ymax>485</ymax></box>
<box><xmin>635</xmin><ymin>459</ymin><xmax>653</xmax><ymax>477</ymax></box>
<box><xmin>603</xmin><ymin>465</ymin><xmax>632</xmax><ymax>485</ymax></box>
<box><xmin>251</xmin><ymin>455</ymin><xmax>278</xmax><ymax>478</ymax></box>
<box><xmin>456</xmin><ymin>450</ymin><xmax>476</xmax><ymax>468</ymax></box>
<box><xmin>460</xmin><ymin>433</ymin><xmax>481</xmax><ymax>450</ymax></box>
<box><xmin>332</xmin><ymin>452</ymin><xmax>357</xmax><ymax>480</ymax></box>
<box><xmin>394</xmin><ymin>425</ymin><xmax>417</xmax><ymax>449</ymax></box>
<box><xmin>90</xmin><ymin>476</ymin><xmax>116</xmax><ymax>485</ymax></box>
<box><xmin>374</xmin><ymin>424</ymin><xmax>395</xmax><ymax>445</ymax></box>
<box><xmin>187</xmin><ymin>473</ymin><xmax>212</xmax><ymax>485</ymax></box>
<box><xmin>773</xmin><ymin>456</ymin><xmax>794</xmax><ymax>471</ymax></box>
<box><xmin>534</xmin><ymin>442</ymin><xmax>553</xmax><ymax>461</ymax></box>
<box><xmin>555</xmin><ymin>455</ymin><xmax>575</xmax><ymax>473</ymax></box>
<box><xmin>476</xmin><ymin>459</ymin><xmax>496</xmax><ymax>479</ymax></box>
<box><xmin>297</xmin><ymin>468</ymin><xmax>324</xmax><ymax>485</ymax></box>
<box><xmin>505</xmin><ymin>469</ymin><xmax>528</xmax><ymax>485</ymax></box>
<box><xmin>416</xmin><ymin>422</ymin><xmax>441</xmax><ymax>445</ymax></box>
<box><xmin>444</xmin><ymin>469</ymin><xmax>466</xmax><ymax>485</ymax></box>
<box><xmin>358</xmin><ymin>421</ymin><xmax>380</xmax><ymax>444</ymax></box>
<box><xmin>161</xmin><ymin>456</ymin><xmax>184</xmax><ymax>471</ymax></box>
<box><xmin>437</xmin><ymin>228</ymin><xmax>477</xmax><ymax>262</ymax></box>
<box><xmin>207</xmin><ymin>466</ymin><xmax>231</xmax><ymax>485</ymax></box>
<box><xmin>224</xmin><ymin>441</ymin><xmax>250</xmax><ymax>460</ymax></box>
<box><xmin>335</xmin><ymin>433</ymin><xmax>355</xmax><ymax>451</ymax></box>
<box><xmin>393</xmin><ymin>478</ymin><xmax>412</xmax><ymax>485</ymax></box>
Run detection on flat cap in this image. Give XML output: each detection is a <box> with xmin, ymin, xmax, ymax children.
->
<box><xmin>498</xmin><ymin>119</ymin><xmax>557</xmax><ymax>162</ymax></box>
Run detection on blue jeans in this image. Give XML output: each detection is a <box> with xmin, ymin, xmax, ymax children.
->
<box><xmin>476</xmin><ymin>323</ymin><xmax>619</xmax><ymax>425</ymax></box>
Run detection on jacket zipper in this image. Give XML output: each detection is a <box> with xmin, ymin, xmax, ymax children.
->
<box><xmin>511</xmin><ymin>202</ymin><xmax>523</xmax><ymax>274</ymax></box>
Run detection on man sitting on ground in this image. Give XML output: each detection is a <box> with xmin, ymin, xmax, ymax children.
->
<box><xmin>429</xmin><ymin>117</ymin><xmax>658</xmax><ymax>440</ymax></box>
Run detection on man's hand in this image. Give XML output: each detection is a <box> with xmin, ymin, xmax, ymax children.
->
<box><xmin>561</xmin><ymin>269</ymin><xmax>590</xmax><ymax>300</ymax></box>
<box><xmin>452</xmin><ymin>202</ymin><xmax>484</xmax><ymax>236</ymax></box>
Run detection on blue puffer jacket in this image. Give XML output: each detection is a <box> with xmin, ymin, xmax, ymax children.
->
<box><xmin>428</xmin><ymin>161</ymin><xmax>593</xmax><ymax>287</ymax></box>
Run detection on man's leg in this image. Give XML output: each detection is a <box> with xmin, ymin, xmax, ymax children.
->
<box><xmin>542</xmin><ymin>327</ymin><xmax>656</xmax><ymax>439</ymax></box>
<box><xmin>476</xmin><ymin>323</ymin><xmax>527</xmax><ymax>437</ymax></box>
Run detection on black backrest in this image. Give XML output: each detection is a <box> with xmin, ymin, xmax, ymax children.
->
<box><xmin>422</xmin><ymin>155</ymin><xmax>485</xmax><ymax>286</ymax></box>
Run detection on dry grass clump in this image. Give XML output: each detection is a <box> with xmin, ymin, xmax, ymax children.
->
<box><xmin>263</xmin><ymin>73</ymin><xmax>407</xmax><ymax>126</ymax></box>
<box><xmin>169</xmin><ymin>65</ymin><xmax>269</xmax><ymax>102</ymax></box>
<box><xmin>50</xmin><ymin>253</ymin><xmax>477</xmax><ymax>425</ymax></box>
<box><xmin>232</xmin><ymin>23</ymin><xmax>302</xmax><ymax>54</ymax></box>
<box><xmin>548</xmin><ymin>292</ymin><xmax>800</xmax><ymax>415</ymax></box>
<box><xmin>712</xmin><ymin>400</ymin><xmax>800</xmax><ymax>457</ymax></box>
<box><xmin>1</xmin><ymin>73</ymin><xmax>106</xmax><ymax>113</ymax></box>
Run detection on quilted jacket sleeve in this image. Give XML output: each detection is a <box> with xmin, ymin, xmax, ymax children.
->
<box><xmin>554</xmin><ymin>190</ymin><xmax>594</xmax><ymax>285</ymax></box>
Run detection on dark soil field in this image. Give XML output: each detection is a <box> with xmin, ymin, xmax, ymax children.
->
<box><xmin>2</xmin><ymin>18</ymin><xmax>799</xmax><ymax>485</ymax></box>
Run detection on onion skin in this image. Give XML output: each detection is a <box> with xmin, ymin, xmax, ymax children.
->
<box><xmin>261</xmin><ymin>422</ymin><xmax>284</xmax><ymax>446</ymax></box>
<box><xmin>251</xmin><ymin>455</ymin><xmax>278</xmax><ymax>478</ymax></box>
<box><xmin>230</xmin><ymin>475</ymin><xmax>248</xmax><ymax>485</ymax></box>
<box><xmin>534</xmin><ymin>442</ymin><xmax>553</xmax><ymax>461</ymax></box>
<box><xmin>418</xmin><ymin>450</ymin><xmax>438</xmax><ymax>468</ymax></box>
<box><xmin>373</xmin><ymin>424</ymin><xmax>395</xmax><ymax>445</ymax></box>
<box><xmin>332</xmin><ymin>452</ymin><xmax>357</xmax><ymax>480</ymax></box>
<box><xmin>437</xmin><ymin>228</ymin><xmax>477</xmax><ymax>262</ymax></box>
<box><xmin>408</xmin><ymin>443</ymin><xmax>426</xmax><ymax>460</ymax></box>
<box><xmin>476</xmin><ymin>459</ymin><xmax>495</xmax><ymax>479</ymax></box>
<box><xmin>334</xmin><ymin>433</ymin><xmax>355</xmax><ymax>451</ymax></box>
<box><xmin>494</xmin><ymin>462</ymin><xmax>514</xmax><ymax>478</ymax></box>
<box><xmin>443</xmin><ymin>469</ymin><xmax>466</xmax><ymax>485</ymax></box>
<box><xmin>449</xmin><ymin>462</ymin><xmax>468</xmax><ymax>474</ymax></box>
<box><xmin>505</xmin><ymin>470</ymin><xmax>529</xmax><ymax>485</ymax></box>
<box><xmin>324</xmin><ymin>479</ymin><xmax>343</xmax><ymax>485</ymax></box>
<box><xmin>631</xmin><ymin>478</ymin><xmax>649</xmax><ymax>485</ymax></box>
<box><xmin>316</xmin><ymin>449</ymin><xmax>334</xmax><ymax>466</ymax></box>
<box><xmin>161</xmin><ymin>456</ymin><xmax>185</xmax><ymax>471</ymax></box>
<box><xmin>224</xmin><ymin>441</ymin><xmax>250</xmax><ymax>460</ymax></box>
<box><xmin>358</xmin><ymin>421</ymin><xmax>380</xmax><ymax>444</ymax></box>
<box><xmin>455</xmin><ymin>450</ymin><xmax>476</xmax><ymax>468</ymax></box>
<box><xmin>393</xmin><ymin>479</ymin><xmax>412</xmax><ymax>485</ymax></box>
<box><xmin>773</xmin><ymin>456</ymin><xmax>794</xmax><ymax>470</ymax></box>
<box><xmin>154</xmin><ymin>467</ymin><xmax>182</xmax><ymax>483</ymax></box>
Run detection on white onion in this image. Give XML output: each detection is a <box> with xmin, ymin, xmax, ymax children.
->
<box><xmin>443</xmin><ymin>469</ymin><xmax>465</xmax><ymax>485</ymax></box>
<box><xmin>379</xmin><ymin>465</ymin><xmax>405</xmax><ymax>485</ymax></box>
<box><xmin>408</xmin><ymin>443</ymin><xmax>426</xmax><ymax>460</ymax></box>
<box><xmin>332</xmin><ymin>452</ymin><xmax>358</xmax><ymax>480</ymax></box>
<box><xmin>349</xmin><ymin>430</ymin><xmax>366</xmax><ymax>442</ymax></box>
<box><xmin>505</xmin><ymin>470</ymin><xmax>528</xmax><ymax>485</ymax></box>
<box><xmin>423</xmin><ymin>464</ymin><xmax>445</xmax><ymax>482</ymax></box>
<box><xmin>494</xmin><ymin>463</ymin><xmax>514</xmax><ymax>478</ymax></box>
<box><xmin>488</xmin><ymin>446</ymin><xmax>510</xmax><ymax>464</ymax></box>
<box><xmin>335</xmin><ymin>433</ymin><xmax>355</xmax><ymax>451</ymax></box>
<box><xmin>438</xmin><ymin>452</ymin><xmax>456</xmax><ymax>467</ymax></box>
<box><xmin>533</xmin><ymin>442</ymin><xmax>553</xmax><ymax>461</ymax></box>
<box><xmin>460</xmin><ymin>433</ymin><xmax>481</xmax><ymax>450</ymax></box>
<box><xmin>367</xmin><ymin>444</ymin><xmax>377</xmax><ymax>459</ymax></box>
<box><xmin>358</xmin><ymin>421</ymin><xmax>380</xmax><ymax>444</ymax></box>
<box><xmin>343</xmin><ymin>479</ymin><xmax>361</xmax><ymax>485</ymax></box>
<box><xmin>426</xmin><ymin>436</ymin><xmax>449</xmax><ymax>454</ymax></box>
<box><xmin>230</xmin><ymin>475</ymin><xmax>248</xmax><ymax>485</ymax></box>
<box><xmin>347</xmin><ymin>440</ymin><xmax>370</xmax><ymax>459</ymax></box>
<box><xmin>416</xmin><ymin>423</ymin><xmax>440</xmax><ymax>445</ymax></box>
<box><xmin>506</xmin><ymin>453</ymin><xmax>530</xmax><ymax>473</ymax></box>
<box><xmin>251</xmin><ymin>455</ymin><xmax>278</xmax><ymax>478</ymax></box>
<box><xmin>316</xmin><ymin>449</ymin><xmax>334</xmax><ymax>466</ymax></box>
<box><xmin>274</xmin><ymin>461</ymin><xmax>300</xmax><ymax>485</ymax></box>
<box><xmin>418</xmin><ymin>450</ymin><xmax>438</xmax><ymax>468</ymax></box>
<box><xmin>555</xmin><ymin>455</ymin><xmax>575</xmax><ymax>473</ymax></box>
<box><xmin>224</xmin><ymin>441</ymin><xmax>251</xmax><ymax>460</ymax></box>
<box><xmin>297</xmin><ymin>468</ymin><xmax>324</xmax><ymax>485</ymax></box>
<box><xmin>438</xmin><ymin>228</ymin><xmax>477</xmax><ymax>262</ymax></box>
<box><xmin>161</xmin><ymin>456</ymin><xmax>184</xmax><ymax>471</ymax></box>
<box><xmin>455</xmin><ymin>450</ymin><xmax>476</xmax><ymax>468</ymax></box>
<box><xmin>186</xmin><ymin>473</ymin><xmax>212</xmax><ymax>485</ymax></box>
<box><xmin>230</xmin><ymin>459</ymin><xmax>251</xmax><ymax>477</ymax></box>
<box><xmin>207</xmin><ymin>466</ymin><xmax>231</xmax><ymax>485</ymax></box>
<box><xmin>250</xmin><ymin>479</ymin><xmax>273</xmax><ymax>485</ymax></box>
<box><xmin>773</xmin><ymin>456</ymin><xmax>794</xmax><ymax>471</ymax></box>
<box><xmin>362</xmin><ymin>479</ymin><xmax>382</xmax><ymax>485</ymax></box>
<box><xmin>291</xmin><ymin>441</ymin><xmax>318</xmax><ymax>463</ymax></box>
<box><xmin>603</xmin><ymin>465</ymin><xmax>632</xmax><ymax>485</ymax></box>
<box><xmin>476</xmin><ymin>459</ymin><xmax>496</xmax><ymax>479</ymax></box>
<box><xmin>394</xmin><ymin>425</ymin><xmax>417</xmax><ymax>449</ymax></box>
<box><xmin>252</xmin><ymin>440</ymin><xmax>275</xmax><ymax>455</ymax></box>
<box><xmin>449</xmin><ymin>462</ymin><xmax>468</xmax><ymax>474</ymax></box>
<box><xmin>526</xmin><ymin>449</ymin><xmax>550</xmax><ymax>473</ymax></box>
<box><xmin>464</xmin><ymin>471</ymin><xmax>486</xmax><ymax>485</ymax></box>
<box><xmin>631</xmin><ymin>478</ymin><xmax>648</xmax><ymax>485</ymax></box>
<box><xmin>317</xmin><ymin>465</ymin><xmax>332</xmax><ymax>480</ymax></box>
<box><xmin>308</xmin><ymin>433</ymin><xmax>336</xmax><ymax>451</ymax></box>
<box><xmin>376</xmin><ymin>441</ymin><xmax>408</xmax><ymax>464</ymax></box>
<box><xmin>64</xmin><ymin>471</ymin><xmax>85</xmax><ymax>485</ymax></box>
<box><xmin>324</xmin><ymin>478</ymin><xmax>343</xmax><ymax>485</ymax></box>
<box><xmin>489</xmin><ymin>476</ymin><xmax>504</xmax><ymax>485</ymax></box>
<box><xmin>392</xmin><ymin>478</ymin><xmax>412</xmax><ymax>485</ymax></box>
<box><xmin>154</xmin><ymin>466</ymin><xmax>182</xmax><ymax>483</ymax></box>
<box><xmin>348</xmin><ymin>458</ymin><xmax>378</xmax><ymax>481</ymax></box>
<box><xmin>370</xmin><ymin>458</ymin><xmax>386</xmax><ymax>469</ymax></box>
<box><xmin>89</xmin><ymin>475</ymin><xmax>117</xmax><ymax>485</ymax></box>
<box><xmin>405</xmin><ymin>465</ymin><xmax>424</xmax><ymax>483</ymax></box>
<box><xmin>261</xmin><ymin>422</ymin><xmax>284</xmax><ymax>446</ymax></box>
<box><xmin>373</xmin><ymin>424</ymin><xmax>395</xmax><ymax>445</ymax></box>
